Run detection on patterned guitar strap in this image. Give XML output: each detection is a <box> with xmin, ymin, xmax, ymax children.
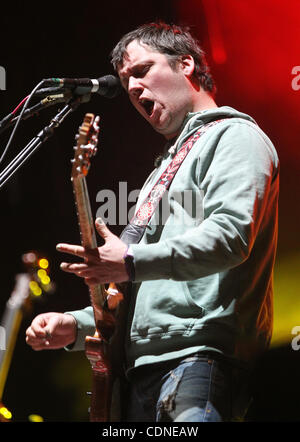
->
<box><xmin>120</xmin><ymin>118</ymin><xmax>228</xmax><ymax>245</ymax></box>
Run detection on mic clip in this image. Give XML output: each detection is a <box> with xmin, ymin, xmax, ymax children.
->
<box><xmin>34</xmin><ymin>86</ymin><xmax>92</xmax><ymax>103</ymax></box>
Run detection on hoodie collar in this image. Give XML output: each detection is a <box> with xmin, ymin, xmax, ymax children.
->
<box><xmin>165</xmin><ymin>106</ymin><xmax>257</xmax><ymax>157</ymax></box>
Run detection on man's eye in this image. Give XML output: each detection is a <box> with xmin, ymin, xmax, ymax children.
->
<box><xmin>135</xmin><ymin>66</ymin><xmax>150</xmax><ymax>78</ymax></box>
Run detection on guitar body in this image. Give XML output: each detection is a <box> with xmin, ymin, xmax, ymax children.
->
<box><xmin>85</xmin><ymin>336</ymin><xmax>112</xmax><ymax>422</ymax></box>
<box><xmin>71</xmin><ymin>114</ymin><xmax>126</xmax><ymax>422</ymax></box>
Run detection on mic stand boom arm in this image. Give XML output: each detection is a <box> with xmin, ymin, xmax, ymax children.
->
<box><xmin>0</xmin><ymin>95</ymin><xmax>85</xmax><ymax>191</ymax></box>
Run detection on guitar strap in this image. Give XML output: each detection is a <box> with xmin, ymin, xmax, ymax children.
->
<box><xmin>120</xmin><ymin>118</ymin><xmax>229</xmax><ymax>245</ymax></box>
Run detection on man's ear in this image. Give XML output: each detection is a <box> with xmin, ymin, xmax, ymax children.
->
<box><xmin>180</xmin><ymin>55</ymin><xmax>195</xmax><ymax>78</ymax></box>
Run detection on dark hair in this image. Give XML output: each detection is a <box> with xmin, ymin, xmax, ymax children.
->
<box><xmin>111</xmin><ymin>21</ymin><xmax>216</xmax><ymax>94</ymax></box>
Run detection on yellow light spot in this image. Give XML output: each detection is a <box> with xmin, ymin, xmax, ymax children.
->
<box><xmin>41</xmin><ymin>275</ymin><xmax>50</xmax><ymax>285</ymax></box>
<box><xmin>0</xmin><ymin>406</ymin><xmax>12</xmax><ymax>420</ymax></box>
<box><xmin>29</xmin><ymin>281</ymin><xmax>42</xmax><ymax>296</ymax></box>
<box><xmin>38</xmin><ymin>258</ymin><xmax>49</xmax><ymax>269</ymax></box>
<box><xmin>28</xmin><ymin>414</ymin><xmax>44</xmax><ymax>422</ymax></box>
<box><xmin>29</xmin><ymin>281</ymin><xmax>38</xmax><ymax>290</ymax></box>
<box><xmin>33</xmin><ymin>288</ymin><xmax>42</xmax><ymax>296</ymax></box>
<box><xmin>37</xmin><ymin>269</ymin><xmax>47</xmax><ymax>279</ymax></box>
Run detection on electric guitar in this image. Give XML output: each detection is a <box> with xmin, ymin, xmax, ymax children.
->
<box><xmin>0</xmin><ymin>251</ymin><xmax>54</xmax><ymax>421</ymax></box>
<box><xmin>71</xmin><ymin>113</ymin><xmax>125</xmax><ymax>422</ymax></box>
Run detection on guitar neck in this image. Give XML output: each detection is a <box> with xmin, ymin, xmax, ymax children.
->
<box><xmin>71</xmin><ymin>113</ymin><xmax>125</xmax><ymax>422</ymax></box>
<box><xmin>72</xmin><ymin>175</ymin><xmax>110</xmax><ymax>333</ymax></box>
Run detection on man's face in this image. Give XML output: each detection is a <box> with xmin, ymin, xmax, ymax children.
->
<box><xmin>118</xmin><ymin>40</ymin><xmax>192</xmax><ymax>139</ymax></box>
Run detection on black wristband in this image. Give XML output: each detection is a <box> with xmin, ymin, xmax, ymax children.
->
<box><xmin>124</xmin><ymin>247</ymin><xmax>135</xmax><ymax>281</ymax></box>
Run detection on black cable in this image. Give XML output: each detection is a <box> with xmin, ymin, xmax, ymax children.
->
<box><xmin>0</xmin><ymin>79</ymin><xmax>47</xmax><ymax>166</ymax></box>
<box><xmin>0</xmin><ymin>94</ymin><xmax>67</xmax><ymax>136</ymax></box>
<box><xmin>0</xmin><ymin>97</ymin><xmax>81</xmax><ymax>191</ymax></box>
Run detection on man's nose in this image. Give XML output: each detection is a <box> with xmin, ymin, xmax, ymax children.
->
<box><xmin>128</xmin><ymin>76</ymin><xmax>143</xmax><ymax>97</ymax></box>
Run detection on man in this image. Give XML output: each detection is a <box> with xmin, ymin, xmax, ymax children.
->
<box><xmin>26</xmin><ymin>22</ymin><xmax>279</xmax><ymax>422</ymax></box>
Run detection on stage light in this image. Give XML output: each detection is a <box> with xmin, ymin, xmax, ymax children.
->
<box><xmin>28</xmin><ymin>414</ymin><xmax>44</xmax><ymax>422</ymax></box>
<box><xmin>38</xmin><ymin>258</ymin><xmax>49</xmax><ymax>269</ymax></box>
<box><xmin>29</xmin><ymin>281</ymin><xmax>42</xmax><ymax>297</ymax></box>
<box><xmin>37</xmin><ymin>269</ymin><xmax>47</xmax><ymax>279</ymax></box>
<box><xmin>0</xmin><ymin>406</ymin><xmax>12</xmax><ymax>420</ymax></box>
<box><xmin>41</xmin><ymin>275</ymin><xmax>51</xmax><ymax>285</ymax></box>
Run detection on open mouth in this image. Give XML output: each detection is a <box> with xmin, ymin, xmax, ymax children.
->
<box><xmin>140</xmin><ymin>98</ymin><xmax>155</xmax><ymax>117</ymax></box>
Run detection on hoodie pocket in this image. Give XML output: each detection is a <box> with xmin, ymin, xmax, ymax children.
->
<box><xmin>182</xmin><ymin>281</ymin><xmax>206</xmax><ymax>316</ymax></box>
<box><xmin>131</xmin><ymin>280</ymin><xmax>205</xmax><ymax>340</ymax></box>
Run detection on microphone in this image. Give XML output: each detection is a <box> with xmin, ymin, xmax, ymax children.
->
<box><xmin>43</xmin><ymin>74</ymin><xmax>122</xmax><ymax>98</ymax></box>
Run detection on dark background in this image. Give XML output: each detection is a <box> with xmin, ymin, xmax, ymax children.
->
<box><xmin>0</xmin><ymin>0</ymin><xmax>299</xmax><ymax>422</ymax></box>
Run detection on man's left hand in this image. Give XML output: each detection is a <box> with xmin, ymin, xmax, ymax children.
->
<box><xmin>56</xmin><ymin>218</ymin><xmax>129</xmax><ymax>285</ymax></box>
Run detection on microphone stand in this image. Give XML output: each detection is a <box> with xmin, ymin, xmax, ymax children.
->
<box><xmin>0</xmin><ymin>94</ymin><xmax>87</xmax><ymax>190</ymax></box>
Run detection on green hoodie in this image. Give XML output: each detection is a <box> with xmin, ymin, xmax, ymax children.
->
<box><xmin>67</xmin><ymin>106</ymin><xmax>279</xmax><ymax>373</ymax></box>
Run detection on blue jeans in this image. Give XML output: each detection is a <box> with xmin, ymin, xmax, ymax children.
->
<box><xmin>125</xmin><ymin>353</ymin><xmax>252</xmax><ymax>422</ymax></box>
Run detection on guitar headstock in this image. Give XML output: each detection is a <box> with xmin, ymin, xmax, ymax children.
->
<box><xmin>5</xmin><ymin>251</ymin><xmax>55</xmax><ymax>311</ymax></box>
<box><xmin>72</xmin><ymin>113</ymin><xmax>100</xmax><ymax>179</ymax></box>
<box><xmin>6</xmin><ymin>273</ymin><xmax>31</xmax><ymax>310</ymax></box>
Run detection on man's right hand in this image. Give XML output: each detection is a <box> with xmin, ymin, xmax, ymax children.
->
<box><xmin>25</xmin><ymin>312</ymin><xmax>77</xmax><ymax>351</ymax></box>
